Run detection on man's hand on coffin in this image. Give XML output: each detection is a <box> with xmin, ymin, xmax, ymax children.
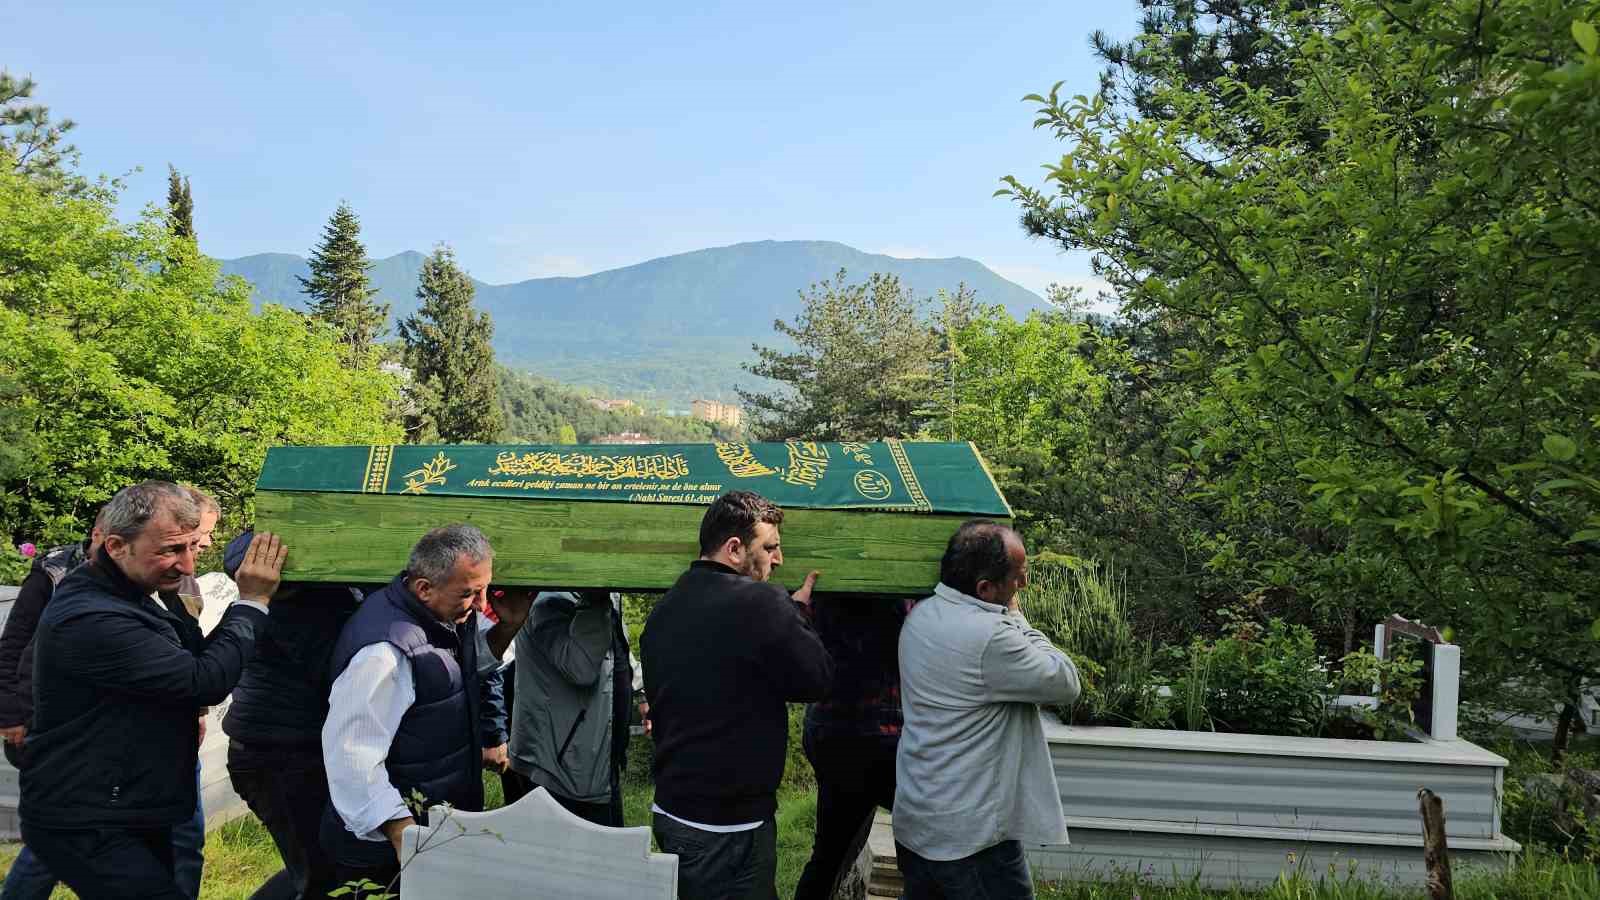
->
<box><xmin>233</xmin><ymin>532</ymin><xmax>288</xmax><ymax>606</ymax></box>
<box><xmin>791</xmin><ymin>570</ymin><xmax>822</xmax><ymax>609</ymax></box>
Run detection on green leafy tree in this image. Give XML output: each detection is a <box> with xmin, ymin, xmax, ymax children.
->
<box><xmin>300</xmin><ymin>201</ymin><xmax>389</xmax><ymax>359</ymax></box>
<box><xmin>166</xmin><ymin>164</ymin><xmax>194</xmax><ymax>241</ymax></box>
<box><xmin>740</xmin><ymin>270</ymin><xmax>939</xmax><ymax>440</ymax></box>
<box><xmin>398</xmin><ymin>246</ymin><xmax>501</xmax><ymax>443</ymax></box>
<box><xmin>1001</xmin><ymin>0</ymin><xmax>1600</xmax><ymax>725</ymax></box>
<box><xmin>0</xmin><ymin>160</ymin><xmax>403</xmax><ymax>546</ymax></box>
<box><xmin>0</xmin><ymin>70</ymin><xmax>86</xmax><ymax>196</ymax></box>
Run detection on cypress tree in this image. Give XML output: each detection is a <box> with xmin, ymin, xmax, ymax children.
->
<box><xmin>299</xmin><ymin>201</ymin><xmax>389</xmax><ymax>358</ymax></box>
<box><xmin>166</xmin><ymin>164</ymin><xmax>195</xmax><ymax>241</ymax></box>
<box><xmin>397</xmin><ymin>245</ymin><xmax>501</xmax><ymax>443</ymax></box>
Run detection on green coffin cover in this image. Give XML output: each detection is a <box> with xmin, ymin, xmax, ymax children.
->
<box><xmin>256</xmin><ymin>440</ymin><xmax>1011</xmax><ymax>517</ymax></box>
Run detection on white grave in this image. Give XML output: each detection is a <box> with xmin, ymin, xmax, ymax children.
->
<box><xmin>400</xmin><ymin>787</ymin><xmax>677</xmax><ymax>900</ymax></box>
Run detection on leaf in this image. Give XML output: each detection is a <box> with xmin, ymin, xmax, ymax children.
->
<box><xmin>1568</xmin><ymin>529</ymin><xmax>1600</xmax><ymax>544</ymax></box>
<box><xmin>1535</xmin><ymin>478</ymin><xmax>1583</xmax><ymax>494</ymax></box>
<box><xmin>1543</xmin><ymin>434</ymin><xmax>1578</xmax><ymax>462</ymax></box>
<box><xmin>1574</xmin><ymin>20</ymin><xmax>1599</xmax><ymax>55</ymax></box>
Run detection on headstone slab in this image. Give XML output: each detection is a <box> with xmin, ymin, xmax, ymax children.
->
<box><xmin>400</xmin><ymin>787</ymin><xmax>677</xmax><ymax>900</ymax></box>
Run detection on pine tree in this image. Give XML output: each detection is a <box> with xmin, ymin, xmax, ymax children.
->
<box><xmin>299</xmin><ymin>202</ymin><xmax>389</xmax><ymax>358</ymax></box>
<box><xmin>0</xmin><ymin>71</ymin><xmax>86</xmax><ymax>196</ymax></box>
<box><xmin>166</xmin><ymin>165</ymin><xmax>195</xmax><ymax>241</ymax></box>
<box><xmin>397</xmin><ymin>246</ymin><xmax>501</xmax><ymax>443</ymax></box>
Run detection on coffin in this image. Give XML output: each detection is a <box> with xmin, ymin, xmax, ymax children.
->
<box><xmin>253</xmin><ymin>440</ymin><xmax>1011</xmax><ymax>594</ymax></box>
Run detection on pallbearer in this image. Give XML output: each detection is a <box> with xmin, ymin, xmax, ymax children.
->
<box><xmin>320</xmin><ymin>524</ymin><xmax>528</xmax><ymax>891</ymax></box>
<box><xmin>641</xmin><ymin>491</ymin><xmax>833</xmax><ymax>900</ymax></box>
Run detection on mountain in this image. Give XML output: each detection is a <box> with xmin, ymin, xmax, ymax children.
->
<box><xmin>218</xmin><ymin>240</ymin><xmax>1044</xmax><ymax>406</ymax></box>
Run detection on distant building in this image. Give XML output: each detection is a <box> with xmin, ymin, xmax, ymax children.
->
<box><xmin>586</xmin><ymin>397</ymin><xmax>638</xmax><ymax>413</ymax></box>
<box><xmin>593</xmin><ymin>431</ymin><xmax>654</xmax><ymax>445</ymax></box>
<box><xmin>691</xmin><ymin>399</ymin><xmax>742</xmax><ymax>428</ymax></box>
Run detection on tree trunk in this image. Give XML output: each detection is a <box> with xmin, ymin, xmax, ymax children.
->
<box><xmin>1418</xmin><ymin>788</ymin><xmax>1453</xmax><ymax>900</ymax></box>
<box><xmin>1553</xmin><ymin>701</ymin><xmax>1578</xmax><ymax>768</ymax></box>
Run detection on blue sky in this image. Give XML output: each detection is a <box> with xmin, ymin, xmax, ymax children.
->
<box><xmin>2</xmin><ymin>1</ymin><xmax>1139</xmax><ymax>299</ymax></box>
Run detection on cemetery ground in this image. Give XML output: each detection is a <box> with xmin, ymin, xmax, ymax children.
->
<box><xmin>3</xmin><ymin>733</ymin><xmax>1599</xmax><ymax>898</ymax></box>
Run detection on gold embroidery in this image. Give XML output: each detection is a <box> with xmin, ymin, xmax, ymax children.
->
<box><xmin>401</xmin><ymin>451</ymin><xmax>457</xmax><ymax>495</ymax></box>
<box><xmin>364</xmin><ymin>445</ymin><xmax>394</xmax><ymax>493</ymax></box>
<box><xmin>487</xmin><ymin>451</ymin><xmax>690</xmax><ymax>481</ymax></box>
<box><xmin>839</xmin><ymin>442</ymin><xmax>875</xmax><ymax>465</ymax></box>
<box><xmin>780</xmin><ymin>441</ymin><xmax>830</xmax><ymax>489</ymax></box>
<box><xmin>715</xmin><ymin>442</ymin><xmax>780</xmax><ymax>478</ymax></box>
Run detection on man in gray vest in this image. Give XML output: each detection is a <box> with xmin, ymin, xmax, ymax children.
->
<box><xmin>487</xmin><ymin>590</ymin><xmax>632</xmax><ymax>826</ymax></box>
<box><xmin>893</xmin><ymin>520</ymin><xmax>1079</xmax><ymax>900</ymax></box>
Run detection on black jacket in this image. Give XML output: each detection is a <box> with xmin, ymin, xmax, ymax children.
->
<box><xmin>222</xmin><ymin>583</ymin><xmax>363</xmax><ymax>752</ymax></box>
<box><xmin>0</xmin><ymin>542</ymin><xmax>88</xmax><ymax>734</ymax></box>
<box><xmin>20</xmin><ymin>549</ymin><xmax>266</xmax><ymax>829</ymax></box>
<box><xmin>641</xmin><ymin>561</ymin><xmax>832</xmax><ymax>825</ymax></box>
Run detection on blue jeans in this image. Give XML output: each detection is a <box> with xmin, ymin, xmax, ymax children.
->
<box><xmin>0</xmin><ymin>843</ymin><xmax>58</xmax><ymax>900</ymax></box>
<box><xmin>170</xmin><ymin>761</ymin><xmax>206</xmax><ymax>899</ymax></box>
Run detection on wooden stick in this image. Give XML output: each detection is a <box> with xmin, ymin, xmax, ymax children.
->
<box><xmin>1418</xmin><ymin>787</ymin><xmax>1453</xmax><ymax>900</ymax></box>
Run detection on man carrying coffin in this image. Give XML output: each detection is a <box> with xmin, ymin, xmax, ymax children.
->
<box><xmin>321</xmin><ymin>524</ymin><xmax>528</xmax><ymax>889</ymax></box>
<box><xmin>20</xmin><ymin>482</ymin><xmax>285</xmax><ymax>899</ymax></box>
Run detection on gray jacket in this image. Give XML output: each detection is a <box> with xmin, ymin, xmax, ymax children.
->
<box><xmin>509</xmin><ymin>591</ymin><xmax>630</xmax><ymax>804</ymax></box>
<box><xmin>893</xmin><ymin>582</ymin><xmax>1080</xmax><ymax>861</ymax></box>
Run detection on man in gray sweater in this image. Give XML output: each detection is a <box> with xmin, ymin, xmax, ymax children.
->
<box><xmin>893</xmin><ymin>520</ymin><xmax>1080</xmax><ymax>899</ymax></box>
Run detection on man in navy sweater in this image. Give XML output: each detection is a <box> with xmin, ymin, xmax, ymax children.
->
<box><xmin>20</xmin><ymin>481</ymin><xmax>285</xmax><ymax>900</ymax></box>
<box><xmin>641</xmin><ymin>491</ymin><xmax>832</xmax><ymax>900</ymax></box>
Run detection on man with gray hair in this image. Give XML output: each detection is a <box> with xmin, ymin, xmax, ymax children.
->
<box><xmin>893</xmin><ymin>520</ymin><xmax>1079</xmax><ymax>900</ymax></box>
<box><xmin>321</xmin><ymin>523</ymin><xmax>531</xmax><ymax>890</ymax></box>
<box><xmin>19</xmin><ymin>480</ymin><xmax>286</xmax><ymax>900</ymax></box>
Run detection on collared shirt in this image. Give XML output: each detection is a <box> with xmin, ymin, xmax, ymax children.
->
<box><xmin>323</xmin><ymin>622</ymin><xmax>502</xmax><ymax>842</ymax></box>
<box><xmin>893</xmin><ymin>582</ymin><xmax>1081</xmax><ymax>861</ymax></box>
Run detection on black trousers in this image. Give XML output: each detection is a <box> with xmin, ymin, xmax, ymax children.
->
<box><xmin>21</xmin><ymin>822</ymin><xmax>184</xmax><ymax>900</ymax></box>
<box><xmin>652</xmin><ymin>813</ymin><xmax>778</xmax><ymax>900</ymax></box>
<box><xmin>226</xmin><ymin>743</ymin><xmax>340</xmax><ymax>900</ymax></box>
<box><xmin>501</xmin><ymin>767</ymin><xmax>623</xmax><ymax>827</ymax></box>
<box><xmin>896</xmin><ymin>839</ymin><xmax>1035</xmax><ymax>900</ymax></box>
<box><xmin>793</xmin><ymin>733</ymin><xmax>898</xmax><ymax>900</ymax></box>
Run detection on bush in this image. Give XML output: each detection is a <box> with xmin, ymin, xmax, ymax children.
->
<box><xmin>1022</xmin><ymin>561</ymin><xmax>1169</xmax><ymax>727</ymax></box>
<box><xmin>1171</xmin><ymin>614</ymin><xmax>1331</xmax><ymax>737</ymax></box>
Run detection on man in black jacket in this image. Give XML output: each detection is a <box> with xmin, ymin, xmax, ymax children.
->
<box><xmin>219</xmin><ymin>531</ymin><xmax>363</xmax><ymax>900</ymax></box>
<box><xmin>641</xmin><ymin>490</ymin><xmax>832</xmax><ymax>900</ymax></box>
<box><xmin>19</xmin><ymin>481</ymin><xmax>285</xmax><ymax>900</ymax></box>
<box><xmin>0</xmin><ymin>513</ymin><xmax>102</xmax><ymax>900</ymax></box>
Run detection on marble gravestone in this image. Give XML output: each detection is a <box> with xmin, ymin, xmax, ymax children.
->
<box><xmin>400</xmin><ymin>787</ymin><xmax>677</xmax><ymax>900</ymax></box>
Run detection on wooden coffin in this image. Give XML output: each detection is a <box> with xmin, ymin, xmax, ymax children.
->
<box><xmin>254</xmin><ymin>440</ymin><xmax>1011</xmax><ymax>595</ymax></box>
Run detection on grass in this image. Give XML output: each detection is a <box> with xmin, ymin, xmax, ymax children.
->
<box><xmin>5</xmin><ymin>730</ymin><xmax>1599</xmax><ymax>898</ymax></box>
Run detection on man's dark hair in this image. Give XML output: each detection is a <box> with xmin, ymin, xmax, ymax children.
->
<box><xmin>699</xmin><ymin>490</ymin><xmax>785</xmax><ymax>556</ymax></box>
<box><xmin>939</xmin><ymin>519</ymin><xmax>1017</xmax><ymax>597</ymax></box>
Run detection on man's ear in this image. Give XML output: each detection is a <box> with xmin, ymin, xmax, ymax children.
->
<box><xmin>103</xmin><ymin>533</ymin><xmax>130</xmax><ymax>560</ymax></box>
<box><xmin>411</xmin><ymin>576</ymin><xmax>433</xmax><ymax>599</ymax></box>
<box><xmin>721</xmin><ymin>535</ymin><xmax>745</xmax><ymax>562</ymax></box>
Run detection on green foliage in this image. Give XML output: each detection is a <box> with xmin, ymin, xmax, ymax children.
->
<box><xmin>1021</xmin><ymin>561</ymin><xmax>1169</xmax><ymax>727</ymax></box>
<box><xmin>301</xmin><ymin>201</ymin><xmax>389</xmax><ymax>359</ymax></box>
<box><xmin>1170</xmin><ymin>616</ymin><xmax>1332</xmax><ymax>736</ymax></box>
<box><xmin>0</xmin><ymin>70</ymin><xmax>85</xmax><ymax>196</ymax></box>
<box><xmin>0</xmin><ymin>160</ymin><xmax>402</xmax><ymax>547</ymax></box>
<box><xmin>1337</xmin><ymin>642</ymin><xmax>1425</xmax><ymax>740</ymax></box>
<box><xmin>398</xmin><ymin>246</ymin><xmax>501</xmax><ymax>443</ymax></box>
<box><xmin>495</xmin><ymin>367</ymin><xmax>723</xmax><ymax>444</ymax></box>
<box><xmin>741</xmin><ymin>269</ymin><xmax>939</xmax><ymax>440</ymax></box>
<box><xmin>1003</xmin><ymin>0</ymin><xmax>1600</xmax><ymax>718</ymax></box>
<box><xmin>165</xmin><ymin>164</ymin><xmax>194</xmax><ymax>242</ymax></box>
